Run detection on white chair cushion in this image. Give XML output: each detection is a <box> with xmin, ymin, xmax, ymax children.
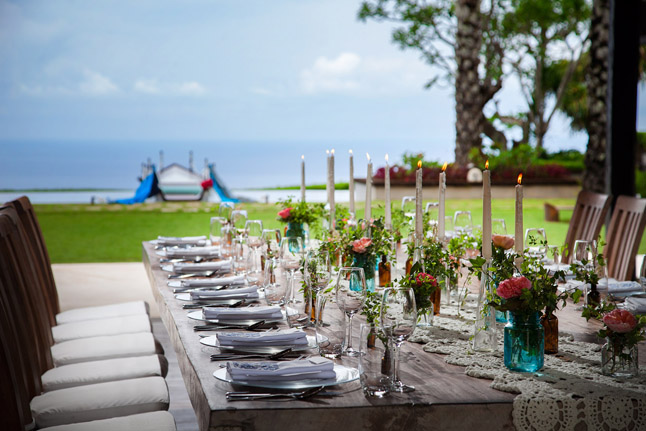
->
<box><xmin>52</xmin><ymin>332</ymin><xmax>159</xmax><ymax>366</ymax></box>
<box><xmin>38</xmin><ymin>411</ymin><xmax>176</xmax><ymax>431</ymax></box>
<box><xmin>42</xmin><ymin>355</ymin><xmax>163</xmax><ymax>392</ymax></box>
<box><xmin>56</xmin><ymin>301</ymin><xmax>149</xmax><ymax>325</ymax></box>
<box><xmin>52</xmin><ymin>314</ymin><xmax>152</xmax><ymax>344</ymax></box>
<box><xmin>31</xmin><ymin>376</ymin><xmax>170</xmax><ymax>428</ymax></box>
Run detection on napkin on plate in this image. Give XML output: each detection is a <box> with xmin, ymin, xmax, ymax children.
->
<box><xmin>619</xmin><ymin>297</ymin><xmax>646</xmax><ymax>314</ymax></box>
<box><xmin>217</xmin><ymin>328</ymin><xmax>308</xmax><ymax>347</ymax></box>
<box><xmin>182</xmin><ymin>275</ymin><xmax>246</xmax><ymax>288</ymax></box>
<box><xmin>226</xmin><ymin>357</ymin><xmax>335</xmax><ymax>382</ymax></box>
<box><xmin>190</xmin><ymin>285</ymin><xmax>258</xmax><ymax>300</ymax></box>
<box><xmin>560</xmin><ymin>278</ymin><xmax>643</xmax><ymax>294</ymax></box>
<box><xmin>166</xmin><ymin>246</ymin><xmax>220</xmax><ymax>259</ymax></box>
<box><xmin>157</xmin><ymin>235</ymin><xmax>207</xmax><ymax>246</ymax></box>
<box><xmin>203</xmin><ymin>305</ymin><xmax>282</xmax><ymax>320</ymax></box>
<box><xmin>173</xmin><ymin>260</ymin><xmax>231</xmax><ymax>274</ymax></box>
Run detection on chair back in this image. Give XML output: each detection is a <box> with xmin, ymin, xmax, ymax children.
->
<box><xmin>561</xmin><ymin>190</ymin><xmax>611</xmax><ymax>264</ymax></box>
<box><xmin>604</xmin><ymin>196</ymin><xmax>646</xmax><ymax>281</ymax></box>
<box><xmin>9</xmin><ymin>196</ymin><xmax>60</xmax><ymax>319</ymax></box>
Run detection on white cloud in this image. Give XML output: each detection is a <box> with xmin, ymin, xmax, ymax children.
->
<box><xmin>177</xmin><ymin>81</ymin><xmax>206</xmax><ymax>96</ymax></box>
<box><xmin>79</xmin><ymin>70</ymin><xmax>119</xmax><ymax>95</ymax></box>
<box><xmin>301</xmin><ymin>52</ymin><xmax>361</xmax><ymax>94</ymax></box>
<box><xmin>300</xmin><ymin>52</ymin><xmax>429</xmax><ymax>96</ymax></box>
<box><xmin>134</xmin><ymin>79</ymin><xmax>160</xmax><ymax>94</ymax></box>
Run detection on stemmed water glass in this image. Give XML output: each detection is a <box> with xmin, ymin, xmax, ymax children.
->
<box><xmin>209</xmin><ymin>216</ymin><xmax>227</xmax><ymax>246</ymax></box>
<box><xmin>492</xmin><ymin>218</ymin><xmax>507</xmax><ymax>235</ymax></box>
<box><xmin>380</xmin><ymin>287</ymin><xmax>417</xmax><ymax>393</ymax></box>
<box><xmin>245</xmin><ymin>220</ymin><xmax>263</xmax><ymax>274</ymax></box>
<box><xmin>335</xmin><ymin>267</ymin><xmax>367</xmax><ymax>356</ymax></box>
<box><xmin>572</xmin><ymin>240</ymin><xmax>593</xmax><ymax>308</ymax></box>
<box><xmin>453</xmin><ymin>211</ymin><xmax>473</xmax><ymax>235</ymax></box>
<box><xmin>425</xmin><ymin>202</ymin><xmax>439</xmax><ymax>236</ymax></box>
<box><xmin>218</xmin><ymin>202</ymin><xmax>235</xmax><ymax>224</ymax></box>
<box><xmin>304</xmin><ymin>249</ymin><xmax>331</xmax><ymax>322</ymax></box>
<box><xmin>525</xmin><ymin>228</ymin><xmax>547</xmax><ymax>259</ymax></box>
<box><xmin>279</xmin><ymin>236</ymin><xmax>304</xmax><ymax>304</ymax></box>
<box><xmin>231</xmin><ymin>210</ymin><xmax>248</xmax><ymax>239</ymax></box>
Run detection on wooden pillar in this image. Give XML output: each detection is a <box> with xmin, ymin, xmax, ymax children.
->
<box><xmin>606</xmin><ymin>0</ymin><xmax>641</xmax><ymax>201</ymax></box>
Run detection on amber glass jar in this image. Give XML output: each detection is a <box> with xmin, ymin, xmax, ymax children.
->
<box><xmin>540</xmin><ymin>311</ymin><xmax>559</xmax><ymax>354</ymax></box>
<box><xmin>378</xmin><ymin>256</ymin><xmax>391</xmax><ymax>287</ymax></box>
<box><xmin>431</xmin><ymin>288</ymin><xmax>441</xmax><ymax>315</ymax></box>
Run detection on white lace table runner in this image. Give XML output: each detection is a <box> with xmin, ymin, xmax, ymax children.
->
<box><xmin>410</xmin><ymin>294</ymin><xmax>646</xmax><ymax>431</ymax></box>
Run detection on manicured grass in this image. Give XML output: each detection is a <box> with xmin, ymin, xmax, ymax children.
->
<box><xmin>35</xmin><ymin>199</ymin><xmax>645</xmax><ymax>263</ymax></box>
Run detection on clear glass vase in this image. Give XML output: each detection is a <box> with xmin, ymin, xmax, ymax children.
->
<box><xmin>416</xmin><ymin>304</ymin><xmax>434</xmax><ymax>328</ymax></box>
<box><xmin>601</xmin><ymin>338</ymin><xmax>639</xmax><ymax>378</ymax></box>
<box><xmin>504</xmin><ymin>311</ymin><xmax>544</xmax><ymax>372</ymax></box>
<box><xmin>473</xmin><ymin>262</ymin><xmax>497</xmax><ymax>352</ymax></box>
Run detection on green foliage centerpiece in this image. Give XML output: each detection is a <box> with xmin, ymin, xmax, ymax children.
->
<box><xmin>276</xmin><ymin>197</ymin><xmax>326</xmax><ymax>244</ymax></box>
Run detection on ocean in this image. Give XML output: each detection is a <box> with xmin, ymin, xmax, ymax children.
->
<box><xmin>0</xmin><ymin>139</ymin><xmax>436</xmax><ymax>203</ymax></box>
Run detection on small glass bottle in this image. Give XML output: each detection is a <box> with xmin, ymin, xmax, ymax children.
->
<box><xmin>378</xmin><ymin>255</ymin><xmax>391</xmax><ymax>287</ymax></box>
<box><xmin>431</xmin><ymin>287</ymin><xmax>441</xmax><ymax>315</ymax></box>
<box><xmin>587</xmin><ymin>283</ymin><xmax>600</xmax><ymax>307</ymax></box>
<box><xmin>540</xmin><ymin>310</ymin><xmax>559</xmax><ymax>354</ymax></box>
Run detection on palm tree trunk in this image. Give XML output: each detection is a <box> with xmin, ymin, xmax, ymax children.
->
<box><xmin>454</xmin><ymin>0</ymin><xmax>483</xmax><ymax>166</ymax></box>
<box><xmin>584</xmin><ymin>0</ymin><xmax>609</xmax><ymax>193</ymax></box>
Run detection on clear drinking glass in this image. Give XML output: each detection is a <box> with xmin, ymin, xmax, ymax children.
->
<box><xmin>359</xmin><ymin>323</ymin><xmax>390</xmax><ymax>398</ymax></box>
<box><xmin>231</xmin><ymin>210</ymin><xmax>248</xmax><ymax>238</ymax></box>
<box><xmin>453</xmin><ymin>211</ymin><xmax>473</xmax><ymax>234</ymax></box>
<box><xmin>401</xmin><ymin>196</ymin><xmax>416</xmax><ymax>219</ymax></box>
<box><xmin>425</xmin><ymin>202</ymin><xmax>439</xmax><ymax>230</ymax></box>
<box><xmin>572</xmin><ymin>240</ymin><xmax>592</xmax><ymax>308</ymax></box>
<box><xmin>380</xmin><ymin>287</ymin><xmax>417</xmax><ymax>393</ymax></box>
<box><xmin>444</xmin><ymin>215</ymin><xmax>454</xmax><ymax>238</ymax></box>
<box><xmin>524</xmin><ymin>228</ymin><xmax>547</xmax><ymax>258</ymax></box>
<box><xmin>209</xmin><ymin>216</ymin><xmax>227</xmax><ymax>247</ymax></box>
<box><xmin>232</xmin><ymin>237</ymin><xmax>249</xmax><ymax>275</ymax></box>
<box><xmin>640</xmin><ymin>255</ymin><xmax>646</xmax><ymax>291</ymax></box>
<box><xmin>245</xmin><ymin>220</ymin><xmax>264</xmax><ymax>274</ymax></box>
<box><xmin>263</xmin><ymin>258</ymin><xmax>288</xmax><ymax>306</ymax></box>
<box><xmin>315</xmin><ymin>294</ymin><xmax>343</xmax><ymax>359</ymax></box>
<box><xmin>335</xmin><ymin>267</ymin><xmax>367</xmax><ymax>357</ymax></box>
<box><xmin>279</xmin><ymin>236</ymin><xmax>304</xmax><ymax>304</ymax></box>
<box><xmin>218</xmin><ymin>202</ymin><xmax>235</xmax><ymax>223</ymax></box>
<box><xmin>492</xmin><ymin>218</ymin><xmax>507</xmax><ymax>235</ymax></box>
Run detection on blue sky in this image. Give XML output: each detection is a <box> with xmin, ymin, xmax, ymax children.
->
<box><xmin>1</xmin><ymin>0</ymin><xmax>641</xmax><ymax>170</ymax></box>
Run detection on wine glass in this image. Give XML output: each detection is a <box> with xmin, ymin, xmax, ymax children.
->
<box><xmin>245</xmin><ymin>220</ymin><xmax>264</xmax><ymax>274</ymax></box>
<box><xmin>380</xmin><ymin>287</ymin><xmax>417</xmax><ymax>393</ymax></box>
<box><xmin>425</xmin><ymin>202</ymin><xmax>439</xmax><ymax>236</ymax></box>
<box><xmin>279</xmin><ymin>236</ymin><xmax>304</xmax><ymax>305</ymax></box>
<box><xmin>453</xmin><ymin>211</ymin><xmax>473</xmax><ymax>235</ymax></box>
<box><xmin>232</xmin><ymin>237</ymin><xmax>249</xmax><ymax>275</ymax></box>
<box><xmin>209</xmin><ymin>216</ymin><xmax>227</xmax><ymax>246</ymax></box>
<box><xmin>524</xmin><ymin>228</ymin><xmax>547</xmax><ymax>259</ymax></box>
<box><xmin>444</xmin><ymin>215</ymin><xmax>454</xmax><ymax>238</ymax></box>
<box><xmin>401</xmin><ymin>196</ymin><xmax>416</xmax><ymax>225</ymax></box>
<box><xmin>572</xmin><ymin>240</ymin><xmax>592</xmax><ymax>308</ymax></box>
<box><xmin>260</xmin><ymin>228</ymin><xmax>281</xmax><ymax>272</ymax></box>
<box><xmin>305</xmin><ymin>249</ymin><xmax>331</xmax><ymax>323</ymax></box>
<box><xmin>218</xmin><ymin>202</ymin><xmax>235</xmax><ymax>223</ymax></box>
<box><xmin>231</xmin><ymin>210</ymin><xmax>248</xmax><ymax>238</ymax></box>
<box><xmin>263</xmin><ymin>258</ymin><xmax>288</xmax><ymax>306</ymax></box>
<box><xmin>492</xmin><ymin>218</ymin><xmax>507</xmax><ymax>235</ymax></box>
<box><xmin>335</xmin><ymin>267</ymin><xmax>367</xmax><ymax>356</ymax></box>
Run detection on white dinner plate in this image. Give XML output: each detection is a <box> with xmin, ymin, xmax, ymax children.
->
<box><xmin>186</xmin><ymin>310</ymin><xmax>284</xmax><ymax>325</ymax></box>
<box><xmin>213</xmin><ymin>365</ymin><xmax>359</xmax><ymax>389</ymax></box>
<box><xmin>200</xmin><ymin>334</ymin><xmax>321</xmax><ymax>352</ymax></box>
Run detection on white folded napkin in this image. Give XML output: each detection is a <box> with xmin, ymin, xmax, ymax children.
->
<box><xmin>165</xmin><ymin>246</ymin><xmax>220</xmax><ymax>259</ymax></box>
<box><xmin>226</xmin><ymin>357</ymin><xmax>335</xmax><ymax>382</ymax></box>
<box><xmin>182</xmin><ymin>275</ymin><xmax>246</xmax><ymax>288</ymax></box>
<box><xmin>619</xmin><ymin>297</ymin><xmax>646</xmax><ymax>314</ymax></box>
<box><xmin>190</xmin><ymin>285</ymin><xmax>258</xmax><ymax>300</ymax></box>
<box><xmin>217</xmin><ymin>328</ymin><xmax>308</xmax><ymax>347</ymax></box>
<box><xmin>203</xmin><ymin>305</ymin><xmax>283</xmax><ymax>320</ymax></box>
<box><xmin>173</xmin><ymin>261</ymin><xmax>231</xmax><ymax>274</ymax></box>
<box><xmin>157</xmin><ymin>235</ymin><xmax>207</xmax><ymax>246</ymax></box>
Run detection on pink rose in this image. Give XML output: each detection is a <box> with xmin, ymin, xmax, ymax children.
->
<box><xmin>602</xmin><ymin>309</ymin><xmax>638</xmax><ymax>334</ymax></box>
<box><xmin>416</xmin><ymin>273</ymin><xmax>438</xmax><ymax>288</ymax></box>
<box><xmin>278</xmin><ymin>207</ymin><xmax>292</xmax><ymax>219</ymax></box>
<box><xmin>493</xmin><ymin>235</ymin><xmax>515</xmax><ymax>250</ymax></box>
<box><xmin>464</xmin><ymin>248</ymin><xmax>480</xmax><ymax>259</ymax></box>
<box><xmin>352</xmin><ymin>237</ymin><xmax>372</xmax><ymax>254</ymax></box>
<box><xmin>496</xmin><ymin>276</ymin><xmax>531</xmax><ymax>299</ymax></box>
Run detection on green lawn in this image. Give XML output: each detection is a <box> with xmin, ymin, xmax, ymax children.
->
<box><xmin>36</xmin><ymin>199</ymin><xmax>644</xmax><ymax>263</ymax></box>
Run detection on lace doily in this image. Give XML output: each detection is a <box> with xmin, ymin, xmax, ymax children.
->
<box><xmin>410</xmin><ymin>295</ymin><xmax>646</xmax><ymax>431</ymax></box>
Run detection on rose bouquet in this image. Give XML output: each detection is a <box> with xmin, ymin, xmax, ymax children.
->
<box><xmin>398</xmin><ymin>266</ymin><xmax>438</xmax><ymax>317</ymax></box>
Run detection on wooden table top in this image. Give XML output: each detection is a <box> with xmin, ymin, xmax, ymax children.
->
<box><xmin>142</xmin><ymin>242</ymin><xmax>643</xmax><ymax>431</ymax></box>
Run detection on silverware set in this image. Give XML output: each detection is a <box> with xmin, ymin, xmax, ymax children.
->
<box><xmin>211</xmin><ymin>348</ymin><xmax>294</xmax><ymax>361</ymax></box>
<box><xmin>193</xmin><ymin>320</ymin><xmax>267</xmax><ymax>332</ymax></box>
<box><xmin>168</xmin><ymin>271</ymin><xmax>217</xmax><ymax>279</ymax></box>
<box><xmin>225</xmin><ymin>386</ymin><xmax>337</xmax><ymax>401</ymax></box>
<box><xmin>182</xmin><ymin>300</ymin><xmax>244</xmax><ymax>310</ymax></box>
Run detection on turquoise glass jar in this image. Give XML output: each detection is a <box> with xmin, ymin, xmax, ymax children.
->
<box><xmin>285</xmin><ymin>222</ymin><xmax>307</xmax><ymax>250</ymax></box>
<box><xmin>351</xmin><ymin>253</ymin><xmax>375</xmax><ymax>292</ymax></box>
<box><xmin>504</xmin><ymin>311</ymin><xmax>544</xmax><ymax>372</ymax></box>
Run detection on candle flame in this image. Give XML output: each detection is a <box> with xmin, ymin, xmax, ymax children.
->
<box><xmin>417</xmin><ymin>160</ymin><xmax>422</xmax><ymax>169</ymax></box>
<box><xmin>485</xmin><ymin>160</ymin><xmax>489</xmax><ymax>169</ymax></box>
<box><xmin>326</xmin><ymin>150</ymin><xmax>329</xmax><ymax>155</ymax></box>
<box><xmin>301</xmin><ymin>155</ymin><xmax>305</xmax><ymax>160</ymax></box>
<box><xmin>366</xmin><ymin>153</ymin><xmax>371</xmax><ymax>161</ymax></box>
<box><xmin>517</xmin><ymin>173</ymin><xmax>523</xmax><ymax>185</ymax></box>
<box><xmin>349</xmin><ymin>149</ymin><xmax>353</xmax><ymax>155</ymax></box>
<box><xmin>385</xmin><ymin>154</ymin><xmax>389</xmax><ymax>162</ymax></box>
<box><xmin>441</xmin><ymin>162</ymin><xmax>448</xmax><ymax>172</ymax></box>
<box><xmin>331</xmin><ymin>149</ymin><xmax>335</xmax><ymax>155</ymax></box>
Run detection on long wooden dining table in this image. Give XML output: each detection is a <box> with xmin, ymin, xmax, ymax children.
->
<box><xmin>142</xmin><ymin>242</ymin><xmax>644</xmax><ymax>431</ymax></box>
